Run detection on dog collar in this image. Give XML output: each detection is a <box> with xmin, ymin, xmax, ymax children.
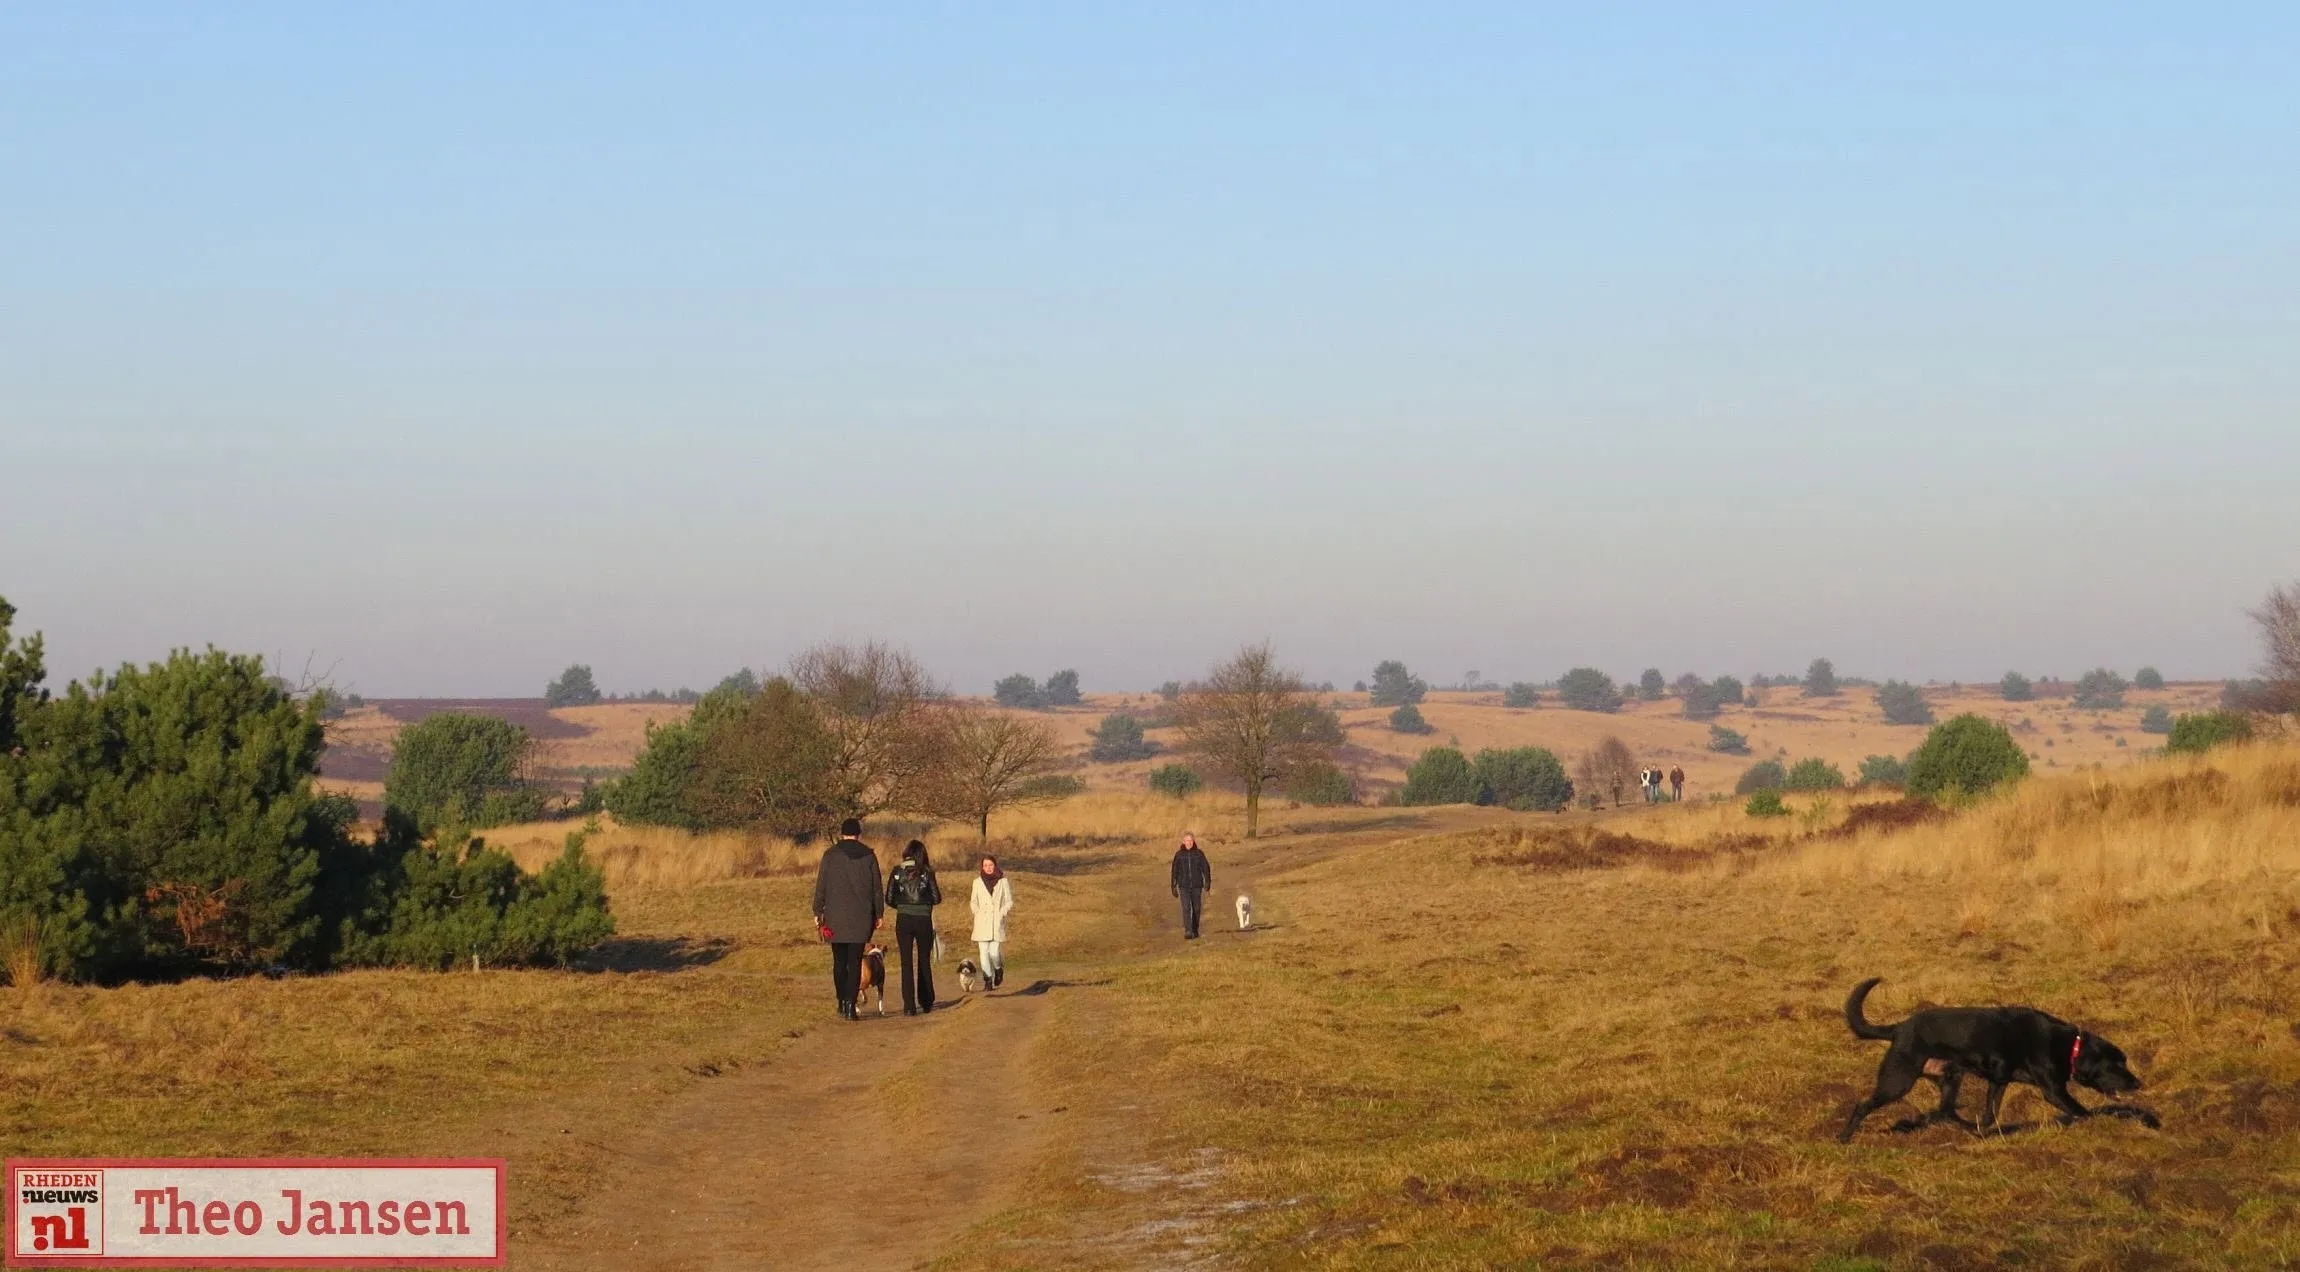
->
<box><xmin>2068</xmin><ymin>1032</ymin><xmax>2083</xmax><ymax>1079</ymax></box>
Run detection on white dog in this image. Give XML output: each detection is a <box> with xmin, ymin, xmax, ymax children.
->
<box><xmin>956</xmin><ymin>958</ymin><xmax>984</xmax><ymax>993</ymax></box>
<box><xmin>1235</xmin><ymin>894</ymin><xmax>1253</xmax><ymax>931</ymax></box>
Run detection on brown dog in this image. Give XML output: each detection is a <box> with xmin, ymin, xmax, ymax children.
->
<box><xmin>858</xmin><ymin>944</ymin><xmax>888</xmax><ymax>1016</ymax></box>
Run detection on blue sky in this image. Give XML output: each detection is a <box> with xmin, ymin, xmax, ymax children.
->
<box><xmin>4</xmin><ymin>5</ymin><xmax>2295</xmax><ymax>695</ymax></box>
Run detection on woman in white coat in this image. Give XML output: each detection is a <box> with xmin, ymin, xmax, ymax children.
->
<box><xmin>969</xmin><ymin>855</ymin><xmax>1014</xmax><ymax>990</ymax></box>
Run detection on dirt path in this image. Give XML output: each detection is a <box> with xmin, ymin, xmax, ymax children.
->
<box><xmin>517</xmin><ymin>811</ymin><xmax>1495</xmax><ymax>1271</ymax></box>
<box><xmin>518</xmin><ymin>970</ymin><xmax>1077</xmax><ymax>1272</ymax></box>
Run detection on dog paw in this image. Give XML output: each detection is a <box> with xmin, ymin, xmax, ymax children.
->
<box><xmin>1889</xmin><ymin>1116</ymin><xmax>1929</xmax><ymax>1134</ymax></box>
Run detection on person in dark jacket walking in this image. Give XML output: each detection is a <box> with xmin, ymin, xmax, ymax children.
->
<box><xmin>885</xmin><ymin>839</ymin><xmax>943</xmax><ymax>1016</ymax></box>
<box><xmin>813</xmin><ymin>818</ymin><xmax>884</xmax><ymax>1020</ymax></box>
<box><xmin>1170</xmin><ymin>832</ymin><xmax>1212</xmax><ymax>940</ymax></box>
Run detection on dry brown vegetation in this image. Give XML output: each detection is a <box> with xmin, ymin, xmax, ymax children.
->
<box><xmin>30</xmin><ymin>737</ymin><xmax>2300</xmax><ymax>1267</ymax></box>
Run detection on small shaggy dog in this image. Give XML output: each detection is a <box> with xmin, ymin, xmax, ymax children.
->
<box><xmin>858</xmin><ymin>944</ymin><xmax>888</xmax><ymax>1016</ymax></box>
<box><xmin>955</xmin><ymin>958</ymin><xmax>984</xmax><ymax>994</ymax></box>
<box><xmin>1236</xmin><ymin>894</ymin><xmax>1253</xmax><ymax>931</ymax></box>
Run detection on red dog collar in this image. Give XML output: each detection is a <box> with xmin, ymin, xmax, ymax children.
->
<box><xmin>2068</xmin><ymin>1032</ymin><xmax>2083</xmax><ymax>1079</ymax></box>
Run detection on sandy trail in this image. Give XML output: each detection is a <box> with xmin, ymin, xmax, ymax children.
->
<box><xmin>518</xmin><ymin>811</ymin><xmax>1485</xmax><ymax>1270</ymax></box>
<box><xmin>519</xmin><ymin>972</ymin><xmax>1072</xmax><ymax>1272</ymax></box>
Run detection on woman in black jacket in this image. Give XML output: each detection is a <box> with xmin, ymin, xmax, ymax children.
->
<box><xmin>886</xmin><ymin>840</ymin><xmax>944</xmax><ymax>1015</ymax></box>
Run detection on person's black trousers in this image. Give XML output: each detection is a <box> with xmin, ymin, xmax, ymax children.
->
<box><xmin>1178</xmin><ymin>888</ymin><xmax>1203</xmax><ymax>938</ymax></box>
<box><xmin>830</xmin><ymin>941</ymin><xmax>864</xmax><ymax>1005</ymax></box>
<box><xmin>895</xmin><ymin>913</ymin><xmax>937</xmax><ymax>1012</ymax></box>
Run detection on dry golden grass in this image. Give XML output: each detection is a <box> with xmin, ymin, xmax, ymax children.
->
<box><xmin>936</xmin><ymin>744</ymin><xmax>2300</xmax><ymax>1269</ymax></box>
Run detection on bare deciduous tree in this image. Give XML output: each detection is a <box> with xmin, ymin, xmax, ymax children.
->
<box><xmin>1575</xmin><ymin>735</ymin><xmax>1639</xmax><ymax>808</ymax></box>
<box><xmin>917</xmin><ymin>705</ymin><xmax>1064</xmax><ymax>842</ymax></box>
<box><xmin>1174</xmin><ymin>644</ymin><xmax>1342</xmax><ymax>837</ymax></box>
<box><xmin>2253</xmin><ymin>581</ymin><xmax>2300</xmax><ymax>715</ymax></box>
<box><xmin>788</xmin><ymin>641</ymin><xmax>938</xmax><ymax>818</ymax></box>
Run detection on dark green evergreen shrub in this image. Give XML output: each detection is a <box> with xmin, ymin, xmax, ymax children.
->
<box><xmin>1678</xmin><ymin>680</ymin><xmax>1723</xmax><ymax>720</ymax></box>
<box><xmin>2166</xmin><ymin>710</ymin><xmax>2253</xmax><ymax>755</ymax></box>
<box><xmin>1503</xmin><ymin>682</ymin><xmax>1540</xmax><ymax>708</ymax></box>
<box><xmin>1907</xmin><ymin>714</ymin><xmax>2030</xmax><ymax>800</ymax></box>
<box><xmin>1784</xmin><ymin>757</ymin><xmax>1847</xmax><ymax>791</ymax></box>
<box><xmin>994</xmin><ymin>674</ymin><xmax>1044</xmax><ymax>709</ymax></box>
<box><xmin>1858</xmin><ymin>754</ymin><xmax>1910</xmax><ymax>787</ymax></box>
<box><xmin>1557</xmin><ymin>668</ymin><xmax>1623</xmax><ymax>713</ymax></box>
<box><xmin>1638</xmin><ymin>669</ymin><xmax>1666</xmax><ymax>701</ymax></box>
<box><xmin>1875</xmin><ymin>680</ymin><xmax>1935</xmax><ymax>726</ymax></box>
<box><xmin>2139</xmin><ymin>705</ymin><xmax>2173</xmax><ymax>735</ymax></box>
<box><xmin>1285</xmin><ymin>761</ymin><xmax>1357</xmax><ymax>806</ymax></box>
<box><xmin>1399</xmin><ymin>747</ymin><xmax>1483</xmax><ymax>806</ymax></box>
<box><xmin>1745</xmin><ymin>790</ymin><xmax>1790</xmax><ymax>818</ymax></box>
<box><xmin>1368</xmin><ymin>661</ymin><xmax>1428</xmax><ymax>707</ymax></box>
<box><xmin>2000</xmin><ymin>672</ymin><xmax>2034</xmax><ymax>701</ymax></box>
<box><xmin>1472</xmin><ymin>747</ymin><xmax>1573</xmax><ymax>811</ymax></box>
<box><xmin>1803</xmin><ymin>658</ymin><xmax>1840</xmax><ymax>697</ymax></box>
<box><xmin>385</xmin><ymin>713</ymin><xmax>547</xmax><ymax>834</ymax></box>
<box><xmin>1148</xmin><ymin>764</ymin><xmax>1203</xmax><ymax>797</ymax></box>
<box><xmin>2072</xmin><ymin>668</ymin><xmax>2127</xmax><ymax>711</ymax></box>
<box><xmin>544</xmin><ymin>664</ymin><xmax>604</xmax><ymax>708</ymax></box>
<box><xmin>1735</xmin><ymin>760</ymin><xmax>1787</xmax><ymax>794</ymax></box>
<box><xmin>1710</xmin><ymin>675</ymin><xmax>1744</xmax><ymax>707</ymax></box>
<box><xmin>1388</xmin><ymin>703</ymin><xmax>1435</xmax><ymax>734</ymax></box>
<box><xmin>1708</xmin><ymin>725</ymin><xmax>1751</xmax><ymax>755</ymax></box>
<box><xmin>1042</xmin><ymin>670</ymin><xmax>1083</xmax><ymax>706</ymax></box>
<box><xmin>2133</xmin><ymin>666</ymin><xmax>2165</xmax><ymax>690</ymax></box>
<box><xmin>1088</xmin><ymin>713</ymin><xmax>1158</xmax><ymax>762</ymax></box>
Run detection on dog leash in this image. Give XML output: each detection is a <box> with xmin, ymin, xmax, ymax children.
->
<box><xmin>2068</xmin><ymin>1032</ymin><xmax>2083</xmax><ymax>1080</ymax></box>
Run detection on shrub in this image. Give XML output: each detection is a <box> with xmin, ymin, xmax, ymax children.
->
<box><xmin>1388</xmin><ymin>703</ymin><xmax>1435</xmax><ymax>734</ymax></box>
<box><xmin>1147</xmin><ymin>764</ymin><xmax>1202</xmax><ymax>797</ymax></box>
<box><xmin>340</xmin><ymin>831</ymin><xmax>613</xmax><ymax>970</ymax></box>
<box><xmin>384</xmin><ymin>713</ymin><xmax>547</xmax><ymax>835</ymax></box>
<box><xmin>682</xmin><ymin>677</ymin><xmax>842</xmax><ymax>836</ymax></box>
<box><xmin>1368</xmin><ymin>660</ymin><xmax>1429</xmax><ymax>707</ymax></box>
<box><xmin>1556</xmin><ymin>668</ymin><xmax>1623</xmax><ymax>713</ymax></box>
<box><xmin>993</xmin><ymin>674</ymin><xmax>1044</xmax><ymax>709</ymax></box>
<box><xmin>1088</xmin><ymin>713</ymin><xmax>1158</xmax><ymax>762</ymax></box>
<box><xmin>1803</xmin><ymin>658</ymin><xmax>1840</xmax><ymax>697</ymax></box>
<box><xmin>1875</xmin><ymin>680</ymin><xmax>1935</xmax><ymax>726</ymax></box>
<box><xmin>2222</xmin><ymin>679</ymin><xmax>2271</xmax><ymax>712</ymax></box>
<box><xmin>2000</xmin><ymin>672</ymin><xmax>2034</xmax><ymax>702</ymax></box>
<box><xmin>1399</xmin><ymin>747</ymin><xmax>1483</xmax><ymax>806</ymax></box>
<box><xmin>2133</xmin><ymin>666</ymin><xmax>2164</xmax><ymax>690</ymax></box>
<box><xmin>1502</xmin><ymin>682</ymin><xmax>1541</xmax><ymax>709</ymax></box>
<box><xmin>1735</xmin><ymin>760</ymin><xmax>1787</xmax><ymax>794</ymax></box>
<box><xmin>1710</xmin><ymin>675</ymin><xmax>1744</xmax><ymax>706</ymax></box>
<box><xmin>2166</xmin><ymin>710</ymin><xmax>2253</xmax><ymax>755</ymax></box>
<box><xmin>1678</xmin><ymin>680</ymin><xmax>1723</xmax><ymax>720</ymax></box>
<box><xmin>1158</xmin><ymin>680</ymin><xmax>1183</xmax><ymax>701</ymax></box>
<box><xmin>1016</xmin><ymin>773</ymin><xmax>1087</xmax><ymax>799</ymax></box>
<box><xmin>2072</xmin><ymin>668</ymin><xmax>2128</xmax><ymax>711</ymax></box>
<box><xmin>606</xmin><ymin>717</ymin><xmax>706</xmax><ymax>829</ymax></box>
<box><xmin>544</xmin><ymin>664</ymin><xmax>603</xmax><ymax>708</ymax></box>
<box><xmin>1473</xmin><ymin>747</ymin><xmax>1573</xmax><ymax>812</ymax></box>
<box><xmin>1745</xmin><ymin>790</ymin><xmax>1790</xmax><ymax>818</ymax></box>
<box><xmin>1638</xmin><ymin>669</ymin><xmax>1667</xmax><ymax>701</ymax></box>
<box><xmin>1707</xmin><ymin>725</ymin><xmax>1751</xmax><ymax>755</ymax></box>
<box><xmin>1906</xmin><ymin>714</ymin><xmax>2030</xmax><ymax>800</ymax></box>
<box><xmin>1285</xmin><ymin>761</ymin><xmax>1357</xmax><ymax>807</ymax></box>
<box><xmin>2139</xmin><ymin>705</ymin><xmax>2172</xmax><ymax>735</ymax></box>
<box><xmin>1784</xmin><ymin>757</ymin><xmax>1847</xmax><ymax>791</ymax></box>
<box><xmin>1858</xmin><ymin>754</ymin><xmax>1910</xmax><ymax>787</ymax></box>
<box><xmin>1042</xmin><ymin>669</ymin><xmax>1083</xmax><ymax>707</ymax></box>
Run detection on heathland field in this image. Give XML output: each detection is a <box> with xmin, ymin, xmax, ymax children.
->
<box><xmin>316</xmin><ymin>681</ymin><xmax>2221</xmax><ymax>815</ymax></box>
<box><xmin>17</xmin><ymin>742</ymin><xmax>2300</xmax><ymax>1268</ymax></box>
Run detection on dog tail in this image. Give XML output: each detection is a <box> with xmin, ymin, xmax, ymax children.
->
<box><xmin>1844</xmin><ymin>977</ymin><xmax>1895</xmax><ymax>1040</ymax></box>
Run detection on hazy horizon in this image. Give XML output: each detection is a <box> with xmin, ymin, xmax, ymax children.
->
<box><xmin>6</xmin><ymin>6</ymin><xmax>2296</xmax><ymax>696</ymax></box>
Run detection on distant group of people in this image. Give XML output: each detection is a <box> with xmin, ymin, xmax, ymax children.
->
<box><xmin>811</xmin><ymin>818</ymin><xmax>1013</xmax><ymax>1020</ymax></box>
<box><xmin>1639</xmin><ymin>765</ymin><xmax>1686</xmax><ymax>803</ymax></box>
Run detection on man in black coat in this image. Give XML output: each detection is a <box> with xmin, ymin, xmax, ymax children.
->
<box><xmin>1169</xmin><ymin>832</ymin><xmax>1212</xmax><ymax>940</ymax></box>
<box><xmin>813</xmin><ymin>818</ymin><xmax>884</xmax><ymax>1020</ymax></box>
